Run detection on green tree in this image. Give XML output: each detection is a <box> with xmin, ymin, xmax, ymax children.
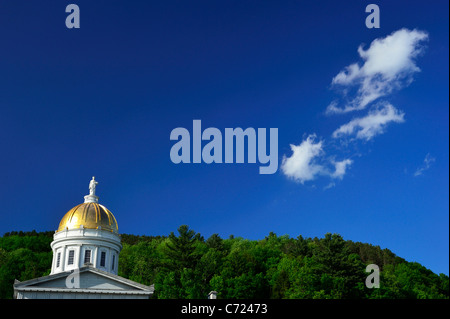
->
<box><xmin>165</xmin><ymin>225</ymin><xmax>200</xmax><ymax>270</ymax></box>
<box><xmin>206</xmin><ymin>234</ymin><xmax>224</xmax><ymax>251</ymax></box>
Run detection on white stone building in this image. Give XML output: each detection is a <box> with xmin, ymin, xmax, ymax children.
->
<box><xmin>13</xmin><ymin>177</ymin><xmax>154</xmax><ymax>299</ymax></box>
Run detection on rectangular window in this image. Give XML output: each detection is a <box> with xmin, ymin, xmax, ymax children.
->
<box><xmin>84</xmin><ymin>250</ymin><xmax>91</xmax><ymax>264</ymax></box>
<box><xmin>111</xmin><ymin>254</ymin><xmax>115</xmax><ymax>271</ymax></box>
<box><xmin>68</xmin><ymin>250</ymin><xmax>75</xmax><ymax>265</ymax></box>
<box><xmin>100</xmin><ymin>251</ymin><xmax>106</xmax><ymax>267</ymax></box>
<box><xmin>56</xmin><ymin>252</ymin><xmax>61</xmax><ymax>268</ymax></box>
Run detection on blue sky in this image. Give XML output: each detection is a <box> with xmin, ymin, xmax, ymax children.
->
<box><xmin>0</xmin><ymin>1</ymin><xmax>448</xmax><ymax>275</ymax></box>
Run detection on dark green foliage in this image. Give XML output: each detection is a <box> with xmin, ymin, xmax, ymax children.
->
<box><xmin>120</xmin><ymin>234</ymin><xmax>166</xmax><ymax>246</ymax></box>
<box><xmin>0</xmin><ymin>231</ymin><xmax>53</xmax><ymax>299</ymax></box>
<box><xmin>153</xmin><ymin>225</ymin><xmax>207</xmax><ymax>298</ymax></box>
<box><xmin>346</xmin><ymin>240</ymin><xmax>406</xmax><ymax>270</ymax></box>
<box><xmin>0</xmin><ymin>231</ymin><xmax>53</xmax><ymax>252</ymax></box>
<box><xmin>164</xmin><ymin>225</ymin><xmax>201</xmax><ymax>270</ymax></box>
<box><xmin>0</xmin><ymin>228</ymin><xmax>448</xmax><ymax>299</ymax></box>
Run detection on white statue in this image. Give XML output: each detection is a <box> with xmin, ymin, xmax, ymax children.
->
<box><xmin>89</xmin><ymin>176</ymin><xmax>98</xmax><ymax>196</ymax></box>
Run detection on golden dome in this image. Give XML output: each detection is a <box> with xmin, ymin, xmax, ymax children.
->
<box><xmin>57</xmin><ymin>202</ymin><xmax>119</xmax><ymax>233</ymax></box>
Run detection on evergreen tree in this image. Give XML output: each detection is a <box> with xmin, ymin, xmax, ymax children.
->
<box><xmin>165</xmin><ymin>225</ymin><xmax>199</xmax><ymax>270</ymax></box>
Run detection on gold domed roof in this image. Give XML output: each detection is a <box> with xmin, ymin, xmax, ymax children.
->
<box><xmin>57</xmin><ymin>202</ymin><xmax>119</xmax><ymax>233</ymax></box>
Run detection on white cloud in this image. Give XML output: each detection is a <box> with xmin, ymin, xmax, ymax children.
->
<box><xmin>323</xmin><ymin>182</ymin><xmax>336</xmax><ymax>190</ymax></box>
<box><xmin>325</xmin><ymin>100</ymin><xmax>341</xmax><ymax>114</ymax></box>
<box><xmin>331</xmin><ymin>159</ymin><xmax>353</xmax><ymax>179</ymax></box>
<box><xmin>281</xmin><ymin>135</ymin><xmax>325</xmax><ymax>184</ymax></box>
<box><xmin>281</xmin><ymin>135</ymin><xmax>353</xmax><ymax>184</ymax></box>
<box><xmin>327</xmin><ymin>28</ymin><xmax>428</xmax><ymax>114</ymax></box>
<box><xmin>414</xmin><ymin>153</ymin><xmax>435</xmax><ymax>176</ymax></box>
<box><xmin>332</xmin><ymin>103</ymin><xmax>405</xmax><ymax>141</ymax></box>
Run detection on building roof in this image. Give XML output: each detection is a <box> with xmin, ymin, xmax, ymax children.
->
<box><xmin>14</xmin><ymin>264</ymin><xmax>154</xmax><ymax>298</ymax></box>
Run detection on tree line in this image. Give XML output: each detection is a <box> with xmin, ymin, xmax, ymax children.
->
<box><xmin>0</xmin><ymin>226</ymin><xmax>448</xmax><ymax>299</ymax></box>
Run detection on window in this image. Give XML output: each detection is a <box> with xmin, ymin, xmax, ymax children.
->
<box><xmin>84</xmin><ymin>249</ymin><xmax>91</xmax><ymax>264</ymax></box>
<box><xmin>68</xmin><ymin>250</ymin><xmax>75</xmax><ymax>265</ymax></box>
<box><xmin>111</xmin><ymin>254</ymin><xmax>115</xmax><ymax>271</ymax></box>
<box><xmin>100</xmin><ymin>251</ymin><xmax>106</xmax><ymax>267</ymax></box>
<box><xmin>56</xmin><ymin>252</ymin><xmax>61</xmax><ymax>268</ymax></box>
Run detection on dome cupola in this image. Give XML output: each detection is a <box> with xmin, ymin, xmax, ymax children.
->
<box><xmin>50</xmin><ymin>177</ymin><xmax>122</xmax><ymax>275</ymax></box>
<box><xmin>57</xmin><ymin>202</ymin><xmax>118</xmax><ymax>233</ymax></box>
<box><xmin>57</xmin><ymin>176</ymin><xmax>118</xmax><ymax>233</ymax></box>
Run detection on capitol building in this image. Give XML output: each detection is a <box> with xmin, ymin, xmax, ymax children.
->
<box><xmin>13</xmin><ymin>177</ymin><xmax>154</xmax><ymax>299</ymax></box>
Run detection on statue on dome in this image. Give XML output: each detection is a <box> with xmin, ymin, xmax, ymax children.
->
<box><xmin>89</xmin><ymin>176</ymin><xmax>98</xmax><ymax>196</ymax></box>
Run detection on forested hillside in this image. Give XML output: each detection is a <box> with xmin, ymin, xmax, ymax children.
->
<box><xmin>0</xmin><ymin>227</ymin><xmax>448</xmax><ymax>299</ymax></box>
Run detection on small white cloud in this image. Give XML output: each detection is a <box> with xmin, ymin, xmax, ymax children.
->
<box><xmin>281</xmin><ymin>135</ymin><xmax>353</xmax><ymax>184</ymax></box>
<box><xmin>327</xmin><ymin>28</ymin><xmax>428</xmax><ymax>114</ymax></box>
<box><xmin>414</xmin><ymin>153</ymin><xmax>435</xmax><ymax>176</ymax></box>
<box><xmin>325</xmin><ymin>100</ymin><xmax>341</xmax><ymax>115</ymax></box>
<box><xmin>281</xmin><ymin>135</ymin><xmax>325</xmax><ymax>184</ymax></box>
<box><xmin>323</xmin><ymin>182</ymin><xmax>336</xmax><ymax>190</ymax></box>
<box><xmin>332</xmin><ymin>103</ymin><xmax>405</xmax><ymax>141</ymax></box>
<box><xmin>331</xmin><ymin>159</ymin><xmax>353</xmax><ymax>180</ymax></box>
